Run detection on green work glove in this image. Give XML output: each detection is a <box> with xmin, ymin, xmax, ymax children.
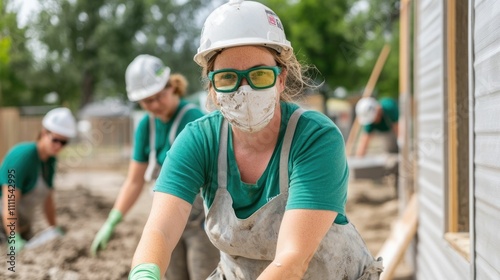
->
<box><xmin>55</xmin><ymin>226</ymin><xmax>65</xmax><ymax>236</ymax></box>
<box><xmin>129</xmin><ymin>263</ymin><xmax>161</xmax><ymax>280</ymax></box>
<box><xmin>90</xmin><ymin>209</ymin><xmax>122</xmax><ymax>256</ymax></box>
<box><xmin>13</xmin><ymin>233</ymin><xmax>26</xmax><ymax>253</ymax></box>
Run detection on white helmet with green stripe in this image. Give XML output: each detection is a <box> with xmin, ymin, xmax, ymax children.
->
<box><xmin>125</xmin><ymin>54</ymin><xmax>171</xmax><ymax>102</ymax></box>
<box><xmin>194</xmin><ymin>0</ymin><xmax>292</xmax><ymax>67</ymax></box>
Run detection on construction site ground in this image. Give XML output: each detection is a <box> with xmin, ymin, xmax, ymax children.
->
<box><xmin>0</xmin><ymin>165</ymin><xmax>413</xmax><ymax>279</ymax></box>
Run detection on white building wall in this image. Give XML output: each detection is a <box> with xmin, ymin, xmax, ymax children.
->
<box><xmin>414</xmin><ymin>0</ymin><xmax>470</xmax><ymax>279</ymax></box>
<box><xmin>471</xmin><ymin>0</ymin><xmax>500</xmax><ymax>279</ymax></box>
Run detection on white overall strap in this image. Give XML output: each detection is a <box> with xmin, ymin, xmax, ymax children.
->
<box><xmin>279</xmin><ymin>108</ymin><xmax>305</xmax><ymax>194</ymax></box>
<box><xmin>144</xmin><ymin>114</ymin><xmax>157</xmax><ymax>182</ymax></box>
<box><xmin>168</xmin><ymin>103</ymin><xmax>197</xmax><ymax>145</ymax></box>
<box><xmin>217</xmin><ymin>119</ymin><xmax>229</xmax><ymax>189</ymax></box>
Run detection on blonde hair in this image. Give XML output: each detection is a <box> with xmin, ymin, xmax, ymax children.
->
<box><xmin>201</xmin><ymin>47</ymin><xmax>318</xmax><ymax>105</ymax></box>
<box><xmin>169</xmin><ymin>73</ymin><xmax>188</xmax><ymax>97</ymax></box>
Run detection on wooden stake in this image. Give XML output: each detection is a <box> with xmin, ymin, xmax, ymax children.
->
<box><xmin>345</xmin><ymin>44</ymin><xmax>391</xmax><ymax>155</ymax></box>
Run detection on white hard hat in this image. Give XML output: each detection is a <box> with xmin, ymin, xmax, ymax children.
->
<box><xmin>355</xmin><ymin>97</ymin><xmax>379</xmax><ymax>125</ymax></box>
<box><xmin>42</xmin><ymin>107</ymin><xmax>77</xmax><ymax>138</ymax></box>
<box><xmin>194</xmin><ymin>0</ymin><xmax>292</xmax><ymax>67</ymax></box>
<box><xmin>125</xmin><ymin>54</ymin><xmax>171</xmax><ymax>102</ymax></box>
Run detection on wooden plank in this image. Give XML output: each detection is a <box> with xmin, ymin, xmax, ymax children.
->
<box><xmin>444</xmin><ymin>232</ymin><xmax>470</xmax><ymax>261</ymax></box>
<box><xmin>348</xmin><ymin>154</ymin><xmax>398</xmax><ymax>180</ymax></box>
<box><xmin>378</xmin><ymin>194</ymin><xmax>418</xmax><ymax>280</ymax></box>
<box><xmin>345</xmin><ymin>44</ymin><xmax>391</xmax><ymax>155</ymax></box>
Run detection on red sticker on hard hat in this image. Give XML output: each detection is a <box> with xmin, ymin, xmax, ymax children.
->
<box><xmin>265</xmin><ymin>10</ymin><xmax>283</xmax><ymax>31</ymax></box>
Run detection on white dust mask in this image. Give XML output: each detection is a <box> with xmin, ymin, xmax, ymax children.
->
<box><xmin>216</xmin><ymin>85</ymin><xmax>277</xmax><ymax>133</ymax></box>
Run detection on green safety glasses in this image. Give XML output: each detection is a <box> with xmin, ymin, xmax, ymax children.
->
<box><xmin>208</xmin><ymin>66</ymin><xmax>282</xmax><ymax>93</ymax></box>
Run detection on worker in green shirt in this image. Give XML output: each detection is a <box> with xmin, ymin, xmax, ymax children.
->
<box><xmin>91</xmin><ymin>54</ymin><xmax>219</xmax><ymax>280</ymax></box>
<box><xmin>355</xmin><ymin>97</ymin><xmax>399</xmax><ymax>157</ymax></box>
<box><xmin>0</xmin><ymin>107</ymin><xmax>77</xmax><ymax>252</ymax></box>
<box><xmin>128</xmin><ymin>1</ymin><xmax>383</xmax><ymax>279</ymax></box>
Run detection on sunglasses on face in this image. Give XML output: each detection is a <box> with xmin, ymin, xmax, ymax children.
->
<box><xmin>208</xmin><ymin>66</ymin><xmax>282</xmax><ymax>93</ymax></box>
<box><xmin>139</xmin><ymin>90</ymin><xmax>166</xmax><ymax>106</ymax></box>
<box><xmin>48</xmin><ymin>133</ymin><xmax>69</xmax><ymax>146</ymax></box>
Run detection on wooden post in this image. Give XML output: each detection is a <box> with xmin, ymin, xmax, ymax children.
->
<box><xmin>0</xmin><ymin>108</ymin><xmax>21</xmax><ymax>161</ymax></box>
<box><xmin>398</xmin><ymin>0</ymin><xmax>414</xmax><ymax>213</ymax></box>
<box><xmin>446</xmin><ymin>0</ymin><xmax>459</xmax><ymax>233</ymax></box>
<box><xmin>378</xmin><ymin>194</ymin><xmax>418</xmax><ymax>280</ymax></box>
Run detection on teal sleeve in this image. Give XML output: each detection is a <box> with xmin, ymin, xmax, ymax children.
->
<box><xmin>154</xmin><ymin>118</ymin><xmax>212</xmax><ymax>204</ymax></box>
<box><xmin>380</xmin><ymin>98</ymin><xmax>399</xmax><ymax>122</ymax></box>
<box><xmin>363</xmin><ymin>124</ymin><xmax>374</xmax><ymax>133</ymax></box>
<box><xmin>175</xmin><ymin>106</ymin><xmax>205</xmax><ymax>139</ymax></box>
<box><xmin>132</xmin><ymin>114</ymin><xmax>150</xmax><ymax>163</ymax></box>
<box><xmin>0</xmin><ymin>144</ymin><xmax>36</xmax><ymax>194</ymax></box>
<box><xmin>287</xmin><ymin>111</ymin><xmax>349</xmax><ymax>224</ymax></box>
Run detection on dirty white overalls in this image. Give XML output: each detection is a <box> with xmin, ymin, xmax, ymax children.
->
<box><xmin>0</xmin><ymin>169</ymin><xmax>51</xmax><ymax>241</ymax></box>
<box><xmin>378</xmin><ymin>113</ymin><xmax>398</xmax><ymax>154</ymax></box>
<box><xmin>205</xmin><ymin>109</ymin><xmax>383</xmax><ymax>280</ymax></box>
<box><xmin>145</xmin><ymin>104</ymin><xmax>220</xmax><ymax>280</ymax></box>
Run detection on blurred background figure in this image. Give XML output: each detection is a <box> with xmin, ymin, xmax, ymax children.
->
<box><xmin>90</xmin><ymin>54</ymin><xmax>219</xmax><ymax>280</ymax></box>
<box><xmin>355</xmin><ymin>97</ymin><xmax>399</xmax><ymax>157</ymax></box>
<box><xmin>0</xmin><ymin>107</ymin><xmax>77</xmax><ymax>252</ymax></box>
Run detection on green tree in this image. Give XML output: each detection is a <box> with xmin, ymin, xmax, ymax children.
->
<box><xmin>343</xmin><ymin>0</ymin><xmax>400</xmax><ymax>99</ymax></box>
<box><xmin>29</xmin><ymin>0</ymin><xmax>213</xmax><ymax>109</ymax></box>
<box><xmin>262</xmin><ymin>0</ymin><xmax>400</xmax><ymax>99</ymax></box>
<box><xmin>0</xmin><ymin>0</ymin><xmax>34</xmax><ymax>107</ymax></box>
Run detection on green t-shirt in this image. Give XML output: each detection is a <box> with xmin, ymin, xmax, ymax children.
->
<box><xmin>363</xmin><ymin>98</ymin><xmax>399</xmax><ymax>133</ymax></box>
<box><xmin>132</xmin><ymin>100</ymin><xmax>205</xmax><ymax>165</ymax></box>
<box><xmin>155</xmin><ymin>102</ymin><xmax>349</xmax><ymax>224</ymax></box>
<box><xmin>0</xmin><ymin>142</ymin><xmax>56</xmax><ymax>196</ymax></box>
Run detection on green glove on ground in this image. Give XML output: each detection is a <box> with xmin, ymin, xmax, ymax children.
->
<box><xmin>54</xmin><ymin>226</ymin><xmax>65</xmax><ymax>236</ymax></box>
<box><xmin>90</xmin><ymin>209</ymin><xmax>122</xmax><ymax>256</ymax></box>
<box><xmin>129</xmin><ymin>263</ymin><xmax>161</xmax><ymax>280</ymax></box>
<box><xmin>13</xmin><ymin>233</ymin><xmax>26</xmax><ymax>253</ymax></box>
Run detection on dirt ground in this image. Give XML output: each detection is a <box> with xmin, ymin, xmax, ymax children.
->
<box><xmin>0</xmin><ymin>166</ymin><xmax>411</xmax><ymax>279</ymax></box>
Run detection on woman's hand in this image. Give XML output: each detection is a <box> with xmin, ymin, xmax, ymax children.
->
<box><xmin>128</xmin><ymin>263</ymin><xmax>161</xmax><ymax>280</ymax></box>
<box><xmin>90</xmin><ymin>209</ymin><xmax>122</xmax><ymax>256</ymax></box>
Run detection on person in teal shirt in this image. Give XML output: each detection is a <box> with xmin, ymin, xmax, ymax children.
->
<box><xmin>355</xmin><ymin>97</ymin><xmax>399</xmax><ymax>156</ymax></box>
<box><xmin>0</xmin><ymin>107</ymin><xmax>77</xmax><ymax>252</ymax></box>
<box><xmin>129</xmin><ymin>1</ymin><xmax>382</xmax><ymax>279</ymax></box>
<box><xmin>91</xmin><ymin>54</ymin><xmax>219</xmax><ymax>280</ymax></box>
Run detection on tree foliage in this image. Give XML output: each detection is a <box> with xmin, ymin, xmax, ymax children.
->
<box><xmin>26</xmin><ymin>0</ymin><xmax>214</xmax><ymax>108</ymax></box>
<box><xmin>0</xmin><ymin>0</ymin><xmax>35</xmax><ymax>106</ymax></box>
<box><xmin>2</xmin><ymin>0</ymin><xmax>400</xmax><ymax>109</ymax></box>
<box><xmin>263</xmin><ymin>0</ymin><xmax>400</xmax><ymax>99</ymax></box>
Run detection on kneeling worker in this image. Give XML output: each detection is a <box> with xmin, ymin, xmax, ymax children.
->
<box><xmin>355</xmin><ymin>97</ymin><xmax>399</xmax><ymax>157</ymax></box>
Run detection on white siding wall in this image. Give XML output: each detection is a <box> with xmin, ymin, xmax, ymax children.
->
<box><xmin>414</xmin><ymin>0</ymin><xmax>470</xmax><ymax>279</ymax></box>
<box><xmin>472</xmin><ymin>0</ymin><xmax>500</xmax><ymax>279</ymax></box>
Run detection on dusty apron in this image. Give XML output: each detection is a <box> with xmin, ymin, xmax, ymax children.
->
<box><xmin>205</xmin><ymin>109</ymin><xmax>383</xmax><ymax>280</ymax></box>
<box><xmin>382</xmin><ymin>132</ymin><xmax>398</xmax><ymax>154</ymax></box>
<box><xmin>144</xmin><ymin>103</ymin><xmax>197</xmax><ymax>182</ymax></box>
<box><xmin>379</xmin><ymin>113</ymin><xmax>398</xmax><ymax>154</ymax></box>
<box><xmin>144</xmin><ymin>104</ymin><xmax>219</xmax><ymax>280</ymax></box>
<box><xmin>0</xmin><ymin>170</ymin><xmax>51</xmax><ymax>241</ymax></box>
